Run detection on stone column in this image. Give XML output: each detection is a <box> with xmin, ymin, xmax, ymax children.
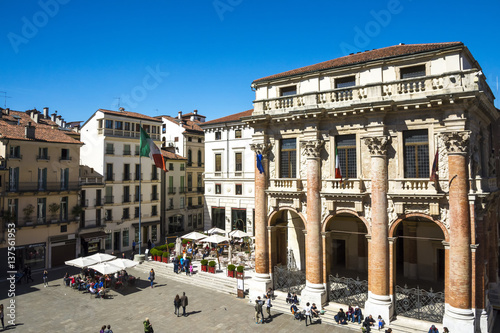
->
<box><xmin>249</xmin><ymin>142</ymin><xmax>272</xmax><ymax>300</ymax></box>
<box><xmin>388</xmin><ymin>237</ymin><xmax>397</xmax><ymax>300</ymax></box>
<box><xmin>300</xmin><ymin>140</ymin><xmax>327</xmax><ymax>307</ymax></box>
<box><xmin>363</xmin><ymin>135</ymin><xmax>393</xmax><ymax>321</ymax></box>
<box><xmin>442</xmin><ymin>131</ymin><xmax>475</xmax><ymax>333</ymax></box>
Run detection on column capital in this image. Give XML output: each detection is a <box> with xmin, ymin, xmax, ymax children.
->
<box><xmin>388</xmin><ymin>237</ymin><xmax>397</xmax><ymax>243</ymax></box>
<box><xmin>442</xmin><ymin>131</ymin><xmax>470</xmax><ymax>155</ymax></box>
<box><xmin>442</xmin><ymin>240</ymin><xmax>450</xmax><ymax>249</ymax></box>
<box><xmin>250</xmin><ymin>142</ymin><xmax>273</xmax><ymax>156</ymax></box>
<box><xmin>301</xmin><ymin>140</ymin><xmax>324</xmax><ymax>159</ymax></box>
<box><xmin>363</xmin><ymin>135</ymin><xmax>391</xmax><ymax>156</ymax></box>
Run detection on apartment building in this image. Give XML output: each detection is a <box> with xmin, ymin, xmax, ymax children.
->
<box><xmin>161</xmin><ymin>149</ymin><xmax>187</xmax><ymax>235</ymax></box>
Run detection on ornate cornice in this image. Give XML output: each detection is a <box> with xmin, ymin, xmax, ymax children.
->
<box><xmin>363</xmin><ymin>135</ymin><xmax>391</xmax><ymax>156</ymax></box>
<box><xmin>442</xmin><ymin>131</ymin><xmax>470</xmax><ymax>154</ymax></box>
<box><xmin>250</xmin><ymin>142</ymin><xmax>272</xmax><ymax>156</ymax></box>
<box><xmin>301</xmin><ymin>140</ymin><xmax>324</xmax><ymax>158</ymax></box>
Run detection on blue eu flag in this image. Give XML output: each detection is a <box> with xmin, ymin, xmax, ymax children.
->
<box><xmin>256</xmin><ymin>153</ymin><xmax>264</xmax><ymax>174</ymax></box>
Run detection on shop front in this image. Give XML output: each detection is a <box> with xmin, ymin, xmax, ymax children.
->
<box><xmin>15</xmin><ymin>242</ymin><xmax>46</xmax><ymax>272</ymax></box>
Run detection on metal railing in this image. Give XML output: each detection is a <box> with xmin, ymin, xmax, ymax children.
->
<box><xmin>7</xmin><ymin>181</ymin><xmax>79</xmax><ymax>192</ymax></box>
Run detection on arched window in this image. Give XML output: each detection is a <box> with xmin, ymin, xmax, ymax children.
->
<box><xmin>198</xmin><ymin>150</ymin><xmax>202</xmax><ymax>167</ymax></box>
<box><xmin>187</xmin><ymin>149</ymin><xmax>192</xmax><ymax>166</ymax></box>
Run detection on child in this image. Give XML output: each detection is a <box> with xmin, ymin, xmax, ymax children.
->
<box><xmin>378</xmin><ymin>315</ymin><xmax>385</xmax><ymax>330</ymax></box>
<box><xmin>189</xmin><ymin>264</ymin><xmax>193</xmax><ymax>276</ymax></box>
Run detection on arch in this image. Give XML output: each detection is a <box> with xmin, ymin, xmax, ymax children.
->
<box><xmin>322</xmin><ymin>209</ymin><xmax>371</xmax><ymax>235</ymax></box>
<box><xmin>389</xmin><ymin>213</ymin><xmax>449</xmax><ymax>242</ymax></box>
<box><xmin>268</xmin><ymin>207</ymin><xmax>306</xmax><ymax>227</ymax></box>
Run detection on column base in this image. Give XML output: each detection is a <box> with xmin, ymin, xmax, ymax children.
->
<box><xmin>364</xmin><ymin>291</ymin><xmax>393</xmax><ymax>322</ymax></box>
<box><xmin>300</xmin><ymin>282</ymin><xmax>327</xmax><ymax>309</ymax></box>
<box><xmin>442</xmin><ymin>303</ymin><xmax>475</xmax><ymax>333</ymax></box>
<box><xmin>248</xmin><ymin>272</ymin><xmax>272</xmax><ymax>301</ymax></box>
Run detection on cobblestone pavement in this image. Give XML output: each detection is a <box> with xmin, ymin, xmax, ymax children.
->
<box><xmin>0</xmin><ymin>266</ymin><xmax>359</xmax><ymax>333</ymax></box>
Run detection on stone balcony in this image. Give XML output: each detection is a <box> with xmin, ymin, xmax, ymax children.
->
<box><xmin>253</xmin><ymin>70</ymin><xmax>491</xmax><ymax>114</ymax></box>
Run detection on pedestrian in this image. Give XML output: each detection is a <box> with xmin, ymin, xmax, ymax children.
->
<box><xmin>100</xmin><ymin>325</ymin><xmax>106</xmax><ymax>333</ymax></box>
<box><xmin>256</xmin><ymin>296</ymin><xmax>265</xmax><ymax>322</ymax></box>
<box><xmin>173</xmin><ymin>257</ymin><xmax>178</xmax><ymax>274</ymax></box>
<box><xmin>180</xmin><ymin>292</ymin><xmax>188</xmax><ymax>317</ymax></box>
<box><xmin>0</xmin><ymin>304</ymin><xmax>4</xmax><ymax>330</ymax></box>
<box><xmin>132</xmin><ymin>240</ymin><xmax>136</xmax><ymax>252</ymax></box>
<box><xmin>174</xmin><ymin>294</ymin><xmax>181</xmax><ymax>317</ymax></box>
<box><xmin>189</xmin><ymin>263</ymin><xmax>193</xmax><ymax>276</ymax></box>
<box><xmin>265</xmin><ymin>295</ymin><xmax>272</xmax><ymax>321</ymax></box>
<box><xmin>23</xmin><ymin>265</ymin><xmax>29</xmax><ymax>283</ymax></box>
<box><xmin>148</xmin><ymin>269</ymin><xmax>155</xmax><ymax>288</ymax></box>
<box><xmin>43</xmin><ymin>269</ymin><xmax>48</xmax><ymax>287</ymax></box>
<box><xmin>428</xmin><ymin>325</ymin><xmax>439</xmax><ymax>333</ymax></box>
<box><xmin>104</xmin><ymin>324</ymin><xmax>113</xmax><ymax>333</ymax></box>
<box><xmin>443</xmin><ymin>328</ymin><xmax>449</xmax><ymax>333</ymax></box>
<box><xmin>143</xmin><ymin>318</ymin><xmax>154</xmax><ymax>333</ymax></box>
<box><xmin>254</xmin><ymin>298</ymin><xmax>263</xmax><ymax>324</ymax></box>
<box><xmin>184</xmin><ymin>257</ymin><xmax>190</xmax><ymax>276</ymax></box>
<box><xmin>303</xmin><ymin>302</ymin><xmax>312</xmax><ymax>326</ymax></box>
<box><xmin>378</xmin><ymin>315</ymin><xmax>385</xmax><ymax>330</ymax></box>
<box><xmin>147</xmin><ymin>239</ymin><xmax>152</xmax><ymax>250</ymax></box>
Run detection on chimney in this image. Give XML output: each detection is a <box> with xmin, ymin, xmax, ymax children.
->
<box><xmin>178</xmin><ymin>111</ymin><xmax>182</xmax><ymax>120</ymax></box>
<box><xmin>193</xmin><ymin>109</ymin><xmax>198</xmax><ymax>115</ymax></box>
<box><xmin>5</xmin><ymin>108</ymin><xmax>9</xmax><ymax>115</ymax></box>
<box><xmin>30</xmin><ymin>110</ymin><xmax>40</xmax><ymax>123</ymax></box>
<box><xmin>51</xmin><ymin>111</ymin><xmax>57</xmax><ymax>122</ymax></box>
<box><xmin>25</xmin><ymin>122</ymin><xmax>35</xmax><ymax>139</ymax></box>
<box><xmin>43</xmin><ymin>107</ymin><xmax>49</xmax><ymax>118</ymax></box>
<box><xmin>56</xmin><ymin>115</ymin><xmax>62</xmax><ymax>126</ymax></box>
<box><xmin>119</xmin><ymin>107</ymin><xmax>125</xmax><ymax>112</ymax></box>
<box><xmin>62</xmin><ymin>120</ymin><xmax>66</xmax><ymax>128</ymax></box>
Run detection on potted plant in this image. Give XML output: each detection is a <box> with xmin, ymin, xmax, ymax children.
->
<box><xmin>208</xmin><ymin>260</ymin><xmax>216</xmax><ymax>274</ymax></box>
<box><xmin>23</xmin><ymin>204</ymin><xmax>35</xmax><ymax>224</ymax></box>
<box><xmin>236</xmin><ymin>265</ymin><xmax>245</xmax><ymax>279</ymax></box>
<box><xmin>182</xmin><ymin>239</ymin><xmax>189</xmax><ymax>247</ymax></box>
<box><xmin>227</xmin><ymin>264</ymin><xmax>236</xmax><ymax>278</ymax></box>
<box><xmin>162</xmin><ymin>251</ymin><xmax>169</xmax><ymax>263</ymax></box>
<box><xmin>168</xmin><ymin>243</ymin><xmax>175</xmax><ymax>250</ymax></box>
<box><xmin>200</xmin><ymin>259</ymin><xmax>208</xmax><ymax>272</ymax></box>
<box><xmin>149</xmin><ymin>248</ymin><xmax>157</xmax><ymax>261</ymax></box>
<box><xmin>48</xmin><ymin>203</ymin><xmax>60</xmax><ymax>222</ymax></box>
<box><xmin>71</xmin><ymin>205</ymin><xmax>83</xmax><ymax>221</ymax></box>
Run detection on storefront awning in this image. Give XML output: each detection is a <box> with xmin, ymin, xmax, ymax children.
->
<box><xmin>132</xmin><ymin>220</ymin><xmax>160</xmax><ymax>228</ymax></box>
<box><xmin>81</xmin><ymin>231</ymin><xmax>108</xmax><ymax>242</ymax></box>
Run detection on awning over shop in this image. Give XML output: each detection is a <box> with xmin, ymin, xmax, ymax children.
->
<box><xmin>80</xmin><ymin>231</ymin><xmax>108</xmax><ymax>242</ymax></box>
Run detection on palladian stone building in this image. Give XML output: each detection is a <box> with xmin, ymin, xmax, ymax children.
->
<box><xmin>243</xmin><ymin>42</ymin><xmax>499</xmax><ymax>333</ymax></box>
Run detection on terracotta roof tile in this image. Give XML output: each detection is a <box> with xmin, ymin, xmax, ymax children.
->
<box><xmin>98</xmin><ymin>109</ymin><xmax>161</xmax><ymax>122</ymax></box>
<box><xmin>161</xmin><ymin>148</ymin><xmax>187</xmax><ymax>160</ymax></box>
<box><xmin>202</xmin><ymin>109</ymin><xmax>254</xmax><ymax>125</ymax></box>
<box><xmin>0</xmin><ymin>110</ymin><xmax>82</xmax><ymax>144</ymax></box>
<box><xmin>182</xmin><ymin>112</ymin><xmax>206</xmax><ymax>118</ymax></box>
<box><xmin>161</xmin><ymin>116</ymin><xmax>204</xmax><ymax>133</ymax></box>
<box><xmin>253</xmin><ymin>42</ymin><xmax>463</xmax><ymax>83</ymax></box>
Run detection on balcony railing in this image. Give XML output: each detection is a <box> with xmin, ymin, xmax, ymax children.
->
<box><xmin>7</xmin><ymin>181</ymin><xmax>79</xmax><ymax>193</ymax></box>
<box><xmin>322</xmin><ymin>179</ymin><xmax>365</xmax><ymax>193</ymax></box>
<box><xmin>123</xmin><ymin>173</ymin><xmax>131</xmax><ymax>181</ymax></box>
<box><xmin>123</xmin><ymin>195</ymin><xmax>131</xmax><ymax>203</ymax></box>
<box><xmin>269</xmin><ymin>179</ymin><xmax>303</xmax><ymax>192</ymax></box>
<box><xmin>80</xmin><ymin>177</ymin><xmax>104</xmax><ymax>185</ymax></box>
<box><xmin>134</xmin><ymin>194</ymin><xmax>143</xmax><ymax>202</ymax></box>
<box><xmin>97</xmin><ymin>128</ymin><xmax>160</xmax><ymax>141</ymax></box>
<box><xmin>168</xmin><ymin>187</ymin><xmax>176</xmax><ymax>194</ymax></box>
<box><xmin>36</xmin><ymin>155</ymin><xmax>50</xmax><ymax>161</ymax></box>
<box><xmin>95</xmin><ymin>198</ymin><xmax>103</xmax><ymax>206</ymax></box>
<box><xmin>105</xmin><ymin>173</ymin><xmax>115</xmax><ymax>181</ymax></box>
<box><xmin>388</xmin><ymin>179</ymin><xmax>437</xmax><ymax>194</ymax></box>
<box><xmin>197</xmin><ymin>187</ymin><xmax>204</xmax><ymax>193</ymax></box>
<box><xmin>151</xmin><ymin>193</ymin><xmax>159</xmax><ymax>201</ymax></box>
<box><xmin>81</xmin><ymin>199</ymin><xmax>89</xmax><ymax>207</ymax></box>
<box><xmin>179</xmin><ymin>187</ymin><xmax>186</xmax><ymax>194</ymax></box>
<box><xmin>104</xmin><ymin>196</ymin><xmax>114</xmax><ymax>204</ymax></box>
<box><xmin>105</xmin><ymin>148</ymin><xmax>114</xmax><ymax>155</ymax></box>
<box><xmin>151</xmin><ymin>173</ymin><xmax>159</xmax><ymax>181</ymax></box>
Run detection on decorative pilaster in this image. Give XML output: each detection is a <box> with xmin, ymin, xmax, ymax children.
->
<box><xmin>441</xmin><ymin>131</ymin><xmax>474</xmax><ymax>333</ymax></box>
<box><xmin>249</xmin><ymin>142</ymin><xmax>273</xmax><ymax>300</ymax></box>
<box><xmin>300</xmin><ymin>140</ymin><xmax>327</xmax><ymax>307</ymax></box>
<box><xmin>363</xmin><ymin>135</ymin><xmax>393</xmax><ymax>321</ymax></box>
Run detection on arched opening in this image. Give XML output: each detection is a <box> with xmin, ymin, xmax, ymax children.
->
<box><xmin>269</xmin><ymin>209</ymin><xmax>306</xmax><ymax>270</ymax></box>
<box><xmin>187</xmin><ymin>149</ymin><xmax>192</xmax><ymax>165</ymax></box>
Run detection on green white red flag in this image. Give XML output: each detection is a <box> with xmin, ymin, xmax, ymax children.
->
<box><xmin>140</xmin><ymin>127</ymin><xmax>166</xmax><ymax>172</ymax></box>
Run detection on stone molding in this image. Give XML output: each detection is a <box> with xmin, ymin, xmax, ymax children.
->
<box><xmin>363</xmin><ymin>135</ymin><xmax>391</xmax><ymax>156</ymax></box>
<box><xmin>301</xmin><ymin>140</ymin><xmax>324</xmax><ymax>159</ymax></box>
<box><xmin>442</xmin><ymin>131</ymin><xmax>470</xmax><ymax>154</ymax></box>
<box><xmin>250</xmin><ymin>142</ymin><xmax>273</xmax><ymax>156</ymax></box>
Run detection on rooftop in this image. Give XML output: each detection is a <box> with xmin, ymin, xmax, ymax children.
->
<box><xmin>202</xmin><ymin>109</ymin><xmax>254</xmax><ymax>126</ymax></box>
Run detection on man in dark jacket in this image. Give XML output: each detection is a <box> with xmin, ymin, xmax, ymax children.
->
<box><xmin>180</xmin><ymin>292</ymin><xmax>188</xmax><ymax>317</ymax></box>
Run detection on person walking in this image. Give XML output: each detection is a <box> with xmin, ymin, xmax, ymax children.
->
<box><xmin>132</xmin><ymin>240</ymin><xmax>136</xmax><ymax>252</ymax></box>
<box><xmin>100</xmin><ymin>325</ymin><xmax>106</xmax><ymax>333</ymax></box>
<box><xmin>148</xmin><ymin>269</ymin><xmax>155</xmax><ymax>288</ymax></box>
<box><xmin>303</xmin><ymin>302</ymin><xmax>312</xmax><ymax>327</ymax></box>
<box><xmin>26</xmin><ymin>265</ymin><xmax>33</xmax><ymax>283</ymax></box>
<box><xmin>265</xmin><ymin>295</ymin><xmax>272</xmax><ymax>322</ymax></box>
<box><xmin>254</xmin><ymin>298</ymin><xmax>263</xmax><ymax>324</ymax></box>
<box><xmin>147</xmin><ymin>239</ymin><xmax>152</xmax><ymax>251</ymax></box>
<box><xmin>143</xmin><ymin>318</ymin><xmax>154</xmax><ymax>333</ymax></box>
<box><xmin>180</xmin><ymin>292</ymin><xmax>188</xmax><ymax>317</ymax></box>
<box><xmin>0</xmin><ymin>304</ymin><xmax>4</xmax><ymax>330</ymax></box>
<box><xmin>42</xmin><ymin>269</ymin><xmax>48</xmax><ymax>287</ymax></box>
<box><xmin>174</xmin><ymin>294</ymin><xmax>181</xmax><ymax>317</ymax></box>
<box><xmin>104</xmin><ymin>324</ymin><xmax>113</xmax><ymax>333</ymax></box>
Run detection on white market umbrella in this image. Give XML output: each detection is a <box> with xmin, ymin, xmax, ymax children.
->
<box><xmin>206</xmin><ymin>227</ymin><xmax>226</xmax><ymax>235</ymax></box>
<box><xmin>181</xmin><ymin>231</ymin><xmax>207</xmax><ymax>241</ymax></box>
<box><xmin>65</xmin><ymin>257</ymin><xmax>99</xmax><ymax>268</ymax></box>
<box><xmin>88</xmin><ymin>262</ymin><xmax>122</xmax><ymax>275</ymax></box>
<box><xmin>86</xmin><ymin>253</ymin><xmax>116</xmax><ymax>263</ymax></box>
<box><xmin>201</xmin><ymin>234</ymin><xmax>230</xmax><ymax>244</ymax></box>
<box><xmin>107</xmin><ymin>258</ymin><xmax>138</xmax><ymax>269</ymax></box>
<box><xmin>228</xmin><ymin>230</ymin><xmax>250</xmax><ymax>238</ymax></box>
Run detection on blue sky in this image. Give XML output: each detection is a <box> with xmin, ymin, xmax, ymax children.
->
<box><xmin>1</xmin><ymin>0</ymin><xmax>499</xmax><ymax>123</ymax></box>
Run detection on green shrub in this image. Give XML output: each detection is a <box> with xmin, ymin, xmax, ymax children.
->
<box><xmin>227</xmin><ymin>264</ymin><xmax>236</xmax><ymax>271</ymax></box>
<box><xmin>168</xmin><ymin>243</ymin><xmax>175</xmax><ymax>249</ymax></box>
<box><xmin>208</xmin><ymin>260</ymin><xmax>216</xmax><ymax>267</ymax></box>
<box><xmin>150</xmin><ymin>248</ymin><xmax>158</xmax><ymax>256</ymax></box>
<box><xmin>236</xmin><ymin>265</ymin><xmax>244</xmax><ymax>273</ymax></box>
<box><xmin>182</xmin><ymin>239</ymin><xmax>189</xmax><ymax>245</ymax></box>
<box><xmin>200</xmin><ymin>259</ymin><xmax>208</xmax><ymax>266</ymax></box>
<box><xmin>157</xmin><ymin>244</ymin><xmax>168</xmax><ymax>251</ymax></box>
<box><xmin>177</xmin><ymin>255</ymin><xmax>183</xmax><ymax>260</ymax></box>
<box><xmin>162</xmin><ymin>251</ymin><xmax>169</xmax><ymax>258</ymax></box>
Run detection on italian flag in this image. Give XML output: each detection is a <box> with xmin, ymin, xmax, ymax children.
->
<box><xmin>334</xmin><ymin>146</ymin><xmax>342</xmax><ymax>180</ymax></box>
<box><xmin>140</xmin><ymin>127</ymin><xmax>166</xmax><ymax>172</ymax></box>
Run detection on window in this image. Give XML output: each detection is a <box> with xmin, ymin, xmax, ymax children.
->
<box><xmin>60</xmin><ymin>168</ymin><xmax>69</xmax><ymax>190</ymax></box>
<box><xmin>61</xmin><ymin>225</ymin><xmax>67</xmax><ymax>233</ymax></box>
<box><xmin>9</xmin><ymin>167</ymin><xmax>19</xmax><ymax>192</ymax></box>
<box><xmin>122</xmin><ymin>228</ymin><xmax>129</xmax><ymax>247</ymax></box>
<box><xmin>152</xmin><ymin>225</ymin><xmax>157</xmax><ymax>242</ymax></box>
<box><xmin>61</xmin><ymin>148</ymin><xmax>70</xmax><ymax>160</ymax></box>
<box><xmin>105</xmin><ymin>209</ymin><xmax>112</xmax><ymax>221</ymax></box>
<box><xmin>169</xmin><ymin>163</ymin><xmax>174</xmax><ymax>171</ymax></box>
<box><xmin>37</xmin><ymin>198</ymin><xmax>46</xmax><ymax>223</ymax></box>
<box><xmin>135</xmin><ymin>186</ymin><xmax>140</xmax><ymax>202</ymax></box>
<box><xmin>198</xmin><ymin>196</ymin><xmax>202</xmax><ymax>206</ymax></box>
<box><xmin>96</xmin><ymin>209</ymin><xmax>101</xmax><ymax>226</ymax></box>
<box><xmin>215</xmin><ymin>132</ymin><xmax>222</xmax><ymax>140</ymax></box>
<box><xmin>180</xmin><ymin>197</ymin><xmax>185</xmax><ymax>209</ymax></box>
<box><xmin>106</xmin><ymin>163</ymin><xmax>114</xmax><ymax>181</ymax></box>
<box><xmin>135</xmin><ymin>145</ymin><xmax>140</xmax><ymax>156</ymax></box>
<box><xmin>188</xmin><ymin>214</ymin><xmax>192</xmax><ymax>227</ymax></box>
<box><xmin>187</xmin><ymin>173</ymin><xmax>192</xmax><ymax>190</ymax></box>
<box><xmin>105</xmin><ymin>186</ymin><xmax>113</xmax><ymax>204</ymax></box>
<box><xmin>151</xmin><ymin>165</ymin><xmax>158</xmax><ymax>180</ymax></box>
<box><xmin>123</xmin><ymin>164</ymin><xmax>131</xmax><ymax>181</ymax></box>
<box><xmin>105</xmin><ymin>233</ymin><xmax>112</xmax><ymax>250</ymax></box>
<box><xmin>168</xmin><ymin>198</ymin><xmax>174</xmax><ymax>209</ymax></box>
<box><xmin>197</xmin><ymin>173</ymin><xmax>202</xmax><ymax>189</ymax></box>
<box><xmin>188</xmin><ymin>197</ymin><xmax>193</xmax><ymax>207</ymax></box>
<box><xmin>152</xmin><ymin>185</ymin><xmax>158</xmax><ymax>200</ymax></box>
<box><xmin>105</xmin><ymin>120</ymin><xmax>113</xmax><ymax>129</ymax></box>
<box><xmin>212</xmin><ymin>207</ymin><xmax>225</xmax><ymax>229</ymax></box>
<box><xmin>235</xmin><ymin>184</ymin><xmax>242</xmax><ymax>195</ymax></box>
<box><xmin>123</xmin><ymin>208</ymin><xmax>130</xmax><ymax>220</ymax></box>
<box><xmin>235</xmin><ymin>129</ymin><xmax>242</xmax><ymax>138</ymax></box>
<box><xmin>198</xmin><ymin>213</ymin><xmax>202</xmax><ymax>226</ymax></box>
<box><xmin>198</xmin><ymin>138</ymin><xmax>202</xmax><ymax>143</ymax></box>
<box><xmin>135</xmin><ymin>207</ymin><xmax>140</xmax><ymax>218</ymax></box>
<box><xmin>336</xmin><ymin>135</ymin><xmax>357</xmax><ymax>178</ymax></box>
<box><xmin>123</xmin><ymin>144</ymin><xmax>131</xmax><ymax>155</ymax></box>
<box><xmin>60</xmin><ymin>197</ymin><xmax>68</xmax><ymax>221</ymax></box>
<box><xmin>38</xmin><ymin>147</ymin><xmax>48</xmax><ymax>160</ymax></box>
<box><xmin>9</xmin><ymin>146</ymin><xmax>20</xmax><ymax>158</ymax></box>
<box><xmin>280</xmin><ymin>85</ymin><xmax>297</xmax><ymax>96</ymax></box>
<box><xmin>188</xmin><ymin>136</ymin><xmax>192</xmax><ymax>142</ymax></box>
<box><xmin>105</xmin><ymin>143</ymin><xmax>114</xmax><ymax>155</ymax></box>
<box><xmin>152</xmin><ymin>205</ymin><xmax>158</xmax><ymax>216</ymax></box>
<box><xmin>123</xmin><ymin>186</ymin><xmax>130</xmax><ymax>203</ymax></box>
<box><xmin>180</xmin><ymin>176</ymin><xmax>185</xmax><ymax>193</ymax></box>
<box><xmin>180</xmin><ymin>163</ymin><xmax>185</xmax><ymax>171</ymax></box>
<box><xmin>193</xmin><ymin>214</ymin><xmax>197</xmax><ymax>226</ymax></box>
<box><xmin>215</xmin><ymin>154</ymin><xmax>222</xmax><ymax>172</ymax></box>
<box><xmin>280</xmin><ymin>138</ymin><xmax>296</xmax><ymax>178</ymax></box>
<box><xmin>404</xmin><ymin>130</ymin><xmax>429</xmax><ymax>178</ymax></box>
<box><xmin>215</xmin><ymin>184</ymin><xmax>221</xmax><ymax>194</ymax></box>
<box><xmin>124</xmin><ymin>122</ymin><xmax>130</xmax><ymax>131</ymax></box>
<box><xmin>187</xmin><ymin>150</ymin><xmax>192</xmax><ymax>166</ymax></box>
<box><xmin>115</xmin><ymin>121</ymin><xmax>123</xmax><ymax>130</ymax></box>
<box><xmin>235</xmin><ymin>152</ymin><xmax>242</xmax><ymax>172</ymax></box>
<box><xmin>134</xmin><ymin>226</ymin><xmax>139</xmax><ymax>242</ymax></box>
<box><xmin>197</xmin><ymin>150</ymin><xmax>202</xmax><ymax>166</ymax></box>
<box><xmin>335</xmin><ymin>76</ymin><xmax>356</xmax><ymax>88</ymax></box>
<box><xmin>401</xmin><ymin>64</ymin><xmax>426</xmax><ymax>79</ymax></box>
<box><xmin>168</xmin><ymin>176</ymin><xmax>174</xmax><ymax>194</ymax></box>
<box><xmin>231</xmin><ymin>208</ymin><xmax>247</xmax><ymax>232</ymax></box>
<box><xmin>38</xmin><ymin>168</ymin><xmax>47</xmax><ymax>191</ymax></box>
<box><xmin>135</xmin><ymin>164</ymin><xmax>141</xmax><ymax>180</ymax></box>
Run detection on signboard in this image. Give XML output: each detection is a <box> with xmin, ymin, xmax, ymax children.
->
<box><xmin>236</xmin><ymin>272</ymin><xmax>245</xmax><ymax>298</ymax></box>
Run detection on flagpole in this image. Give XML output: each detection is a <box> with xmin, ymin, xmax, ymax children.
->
<box><xmin>139</xmin><ymin>121</ymin><xmax>142</xmax><ymax>255</ymax></box>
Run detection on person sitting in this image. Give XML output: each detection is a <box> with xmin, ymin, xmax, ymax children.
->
<box><xmin>377</xmin><ymin>315</ymin><xmax>385</xmax><ymax>330</ymax></box>
<box><xmin>89</xmin><ymin>283</ymin><xmax>97</xmax><ymax>296</ymax></box>
<box><xmin>428</xmin><ymin>325</ymin><xmax>439</xmax><ymax>333</ymax></box>
<box><xmin>363</xmin><ymin>315</ymin><xmax>376</xmax><ymax>332</ymax></box>
<box><xmin>346</xmin><ymin>306</ymin><xmax>354</xmax><ymax>322</ymax></box>
<box><xmin>266</xmin><ymin>288</ymin><xmax>275</xmax><ymax>300</ymax></box>
<box><xmin>63</xmin><ymin>272</ymin><xmax>70</xmax><ymax>286</ymax></box>
<box><xmin>352</xmin><ymin>306</ymin><xmax>363</xmax><ymax>323</ymax></box>
<box><xmin>290</xmin><ymin>304</ymin><xmax>302</xmax><ymax>321</ymax></box>
<box><xmin>310</xmin><ymin>303</ymin><xmax>320</xmax><ymax>318</ymax></box>
<box><xmin>286</xmin><ymin>292</ymin><xmax>293</xmax><ymax>304</ymax></box>
<box><xmin>334</xmin><ymin>308</ymin><xmax>347</xmax><ymax>325</ymax></box>
<box><xmin>292</xmin><ymin>293</ymin><xmax>299</xmax><ymax>304</ymax></box>
<box><xmin>385</xmin><ymin>329</ymin><xmax>393</xmax><ymax>333</ymax></box>
<box><xmin>70</xmin><ymin>276</ymin><xmax>76</xmax><ymax>288</ymax></box>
